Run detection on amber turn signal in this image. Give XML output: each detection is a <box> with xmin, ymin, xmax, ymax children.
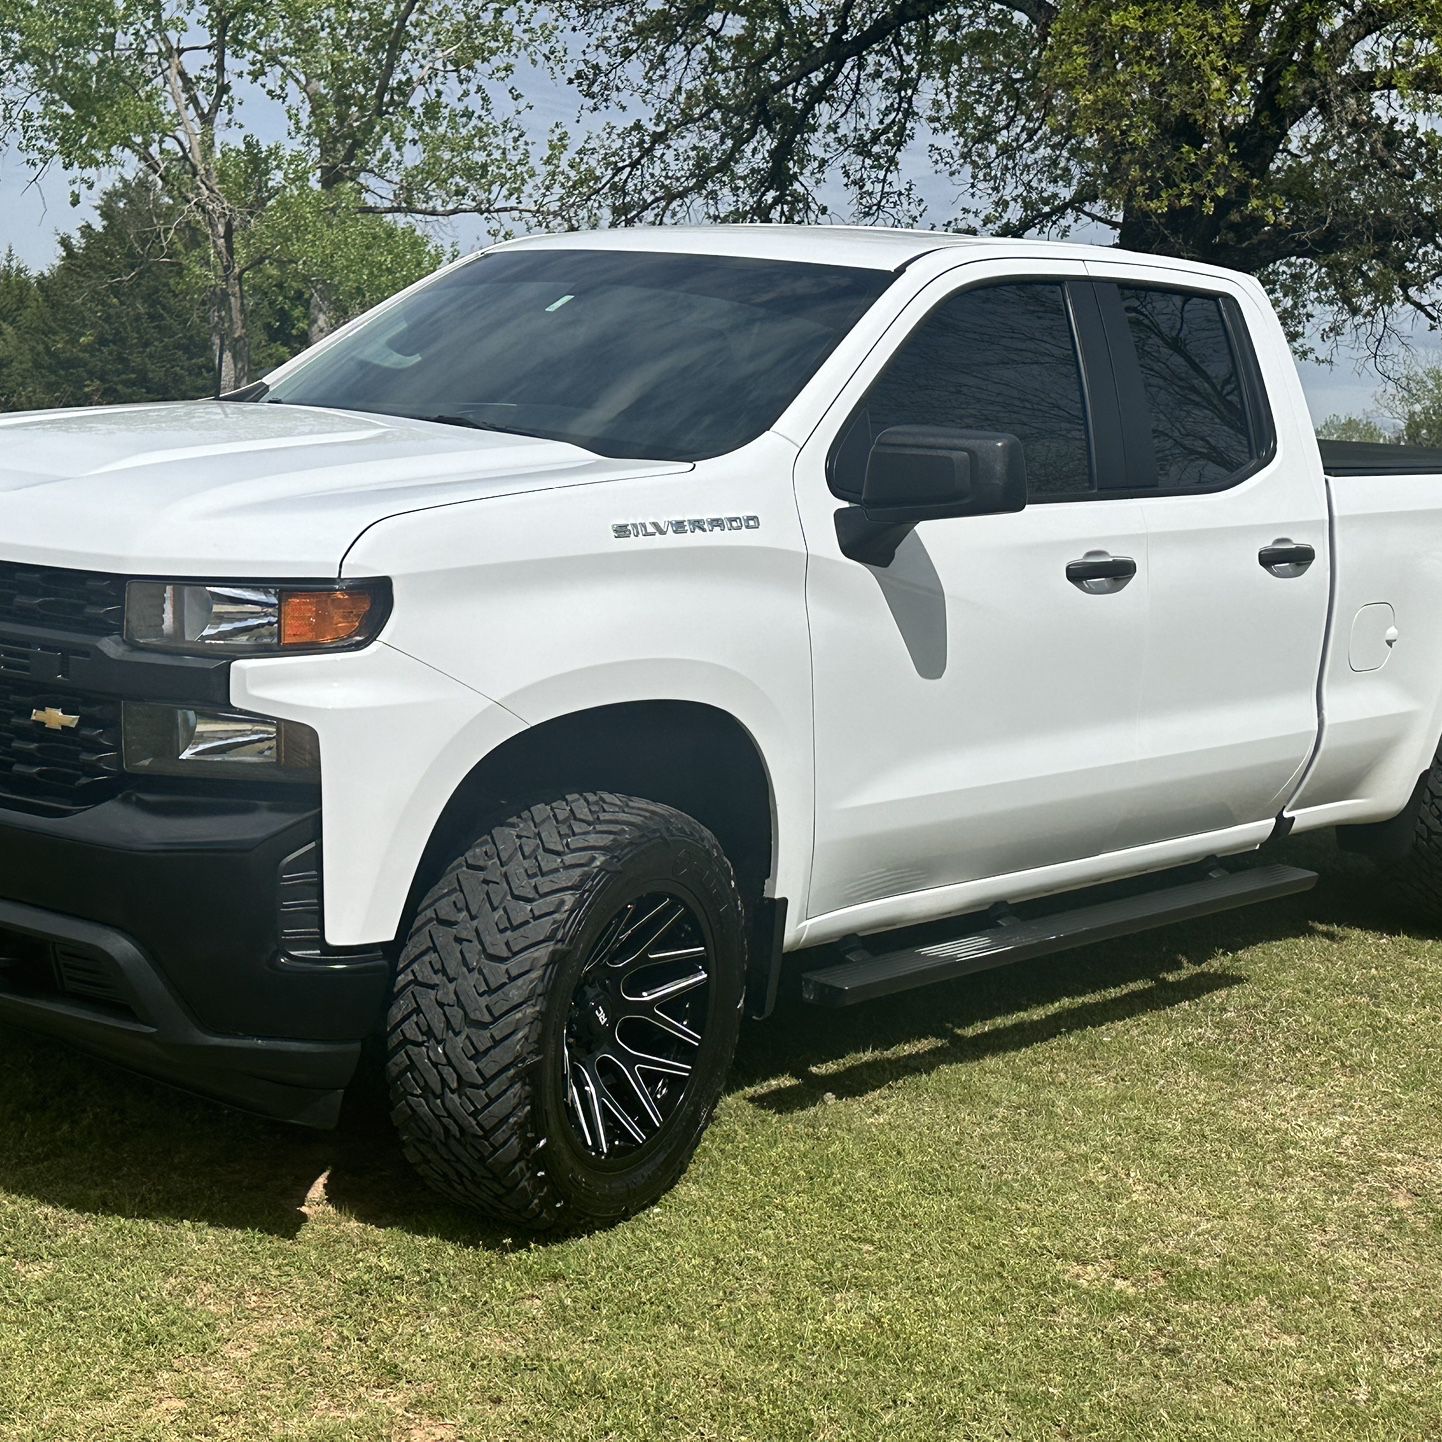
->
<box><xmin>280</xmin><ymin>589</ymin><xmax>377</xmax><ymax>647</ymax></box>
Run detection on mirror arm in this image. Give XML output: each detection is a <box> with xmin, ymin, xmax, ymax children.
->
<box><xmin>834</xmin><ymin>506</ymin><xmax>915</xmax><ymax>567</ymax></box>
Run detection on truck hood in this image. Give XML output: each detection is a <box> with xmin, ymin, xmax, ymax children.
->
<box><xmin>0</xmin><ymin>400</ymin><xmax>689</xmax><ymax>575</ymax></box>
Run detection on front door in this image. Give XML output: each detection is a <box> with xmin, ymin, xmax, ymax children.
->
<box><xmin>796</xmin><ymin>261</ymin><xmax>1151</xmax><ymax>929</ymax></box>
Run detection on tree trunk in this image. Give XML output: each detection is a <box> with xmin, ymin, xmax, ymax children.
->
<box><xmin>211</xmin><ymin>217</ymin><xmax>248</xmax><ymax>393</ymax></box>
<box><xmin>308</xmin><ymin>164</ymin><xmax>345</xmax><ymax>347</ymax></box>
<box><xmin>308</xmin><ymin>284</ymin><xmax>335</xmax><ymax>347</ymax></box>
<box><xmin>212</xmin><ymin>300</ymin><xmax>228</xmax><ymax>395</ymax></box>
<box><xmin>224</xmin><ymin>265</ymin><xmax>249</xmax><ymax>389</ymax></box>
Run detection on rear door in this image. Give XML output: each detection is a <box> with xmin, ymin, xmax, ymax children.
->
<box><xmin>1083</xmin><ymin>262</ymin><xmax>1329</xmax><ymax>844</ymax></box>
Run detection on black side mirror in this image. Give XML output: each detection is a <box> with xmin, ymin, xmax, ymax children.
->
<box><xmin>835</xmin><ymin>426</ymin><xmax>1028</xmax><ymax>566</ymax></box>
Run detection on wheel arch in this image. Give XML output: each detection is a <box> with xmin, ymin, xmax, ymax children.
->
<box><xmin>401</xmin><ymin>699</ymin><xmax>783</xmax><ymax>961</ymax></box>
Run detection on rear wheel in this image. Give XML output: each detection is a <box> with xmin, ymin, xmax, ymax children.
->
<box><xmin>386</xmin><ymin>791</ymin><xmax>746</xmax><ymax>1228</ymax></box>
<box><xmin>1380</xmin><ymin>747</ymin><xmax>1442</xmax><ymax>922</ymax></box>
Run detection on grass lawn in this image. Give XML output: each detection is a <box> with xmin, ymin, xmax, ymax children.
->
<box><xmin>0</xmin><ymin>832</ymin><xmax>1438</xmax><ymax>1440</ymax></box>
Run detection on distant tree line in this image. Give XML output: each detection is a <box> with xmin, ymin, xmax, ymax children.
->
<box><xmin>0</xmin><ymin>173</ymin><xmax>439</xmax><ymax>408</ymax></box>
<box><xmin>1318</xmin><ymin>372</ymin><xmax>1442</xmax><ymax>448</ymax></box>
<box><xmin>1</xmin><ymin>176</ymin><xmax>286</xmax><ymax>409</ymax></box>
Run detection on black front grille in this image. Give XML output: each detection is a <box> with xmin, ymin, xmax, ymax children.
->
<box><xmin>0</xmin><ymin>561</ymin><xmax>126</xmax><ymax>637</ymax></box>
<box><xmin>0</xmin><ymin>635</ymin><xmax>90</xmax><ymax>680</ymax></box>
<box><xmin>0</xmin><ymin>675</ymin><xmax>123</xmax><ymax>814</ymax></box>
<box><xmin>0</xmin><ymin>561</ymin><xmax>128</xmax><ymax>813</ymax></box>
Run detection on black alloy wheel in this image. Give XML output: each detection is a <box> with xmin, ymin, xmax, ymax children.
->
<box><xmin>561</xmin><ymin>891</ymin><xmax>713</xmax><ymax>1160</ymax></box>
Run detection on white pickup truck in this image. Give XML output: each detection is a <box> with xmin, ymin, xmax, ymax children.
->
<box><xmin>1</xmin><ymin>225</ymin><xmax>1440</xmax><ymax>1228</ymax></box>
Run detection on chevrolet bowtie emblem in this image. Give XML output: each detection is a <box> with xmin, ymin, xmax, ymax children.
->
<box><xmin>31</xmin><ymin>707</ymin><xmax>79</xmax><ymax>732</ymax></box>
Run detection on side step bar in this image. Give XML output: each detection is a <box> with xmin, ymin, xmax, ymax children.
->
<box><xmin>800</xmin><ymin>862</ymin><xmax>1317</xmax><ymax>1007</ymax></box>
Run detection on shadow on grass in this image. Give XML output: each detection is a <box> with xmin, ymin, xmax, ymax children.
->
<box><xmin>0</xmin><ymin>833</ymin><xmax>1426</xmax><ymax>1242</ymax></box>
<box><xmin>743</xmin><ymin>967</ymin><xmax>1247</xmax><ymax>1115</ymax></box>
<box><xmin>0</xmin><ymin>1034</ymin><xmax>533</xmax><ymax>1247</ymax></box>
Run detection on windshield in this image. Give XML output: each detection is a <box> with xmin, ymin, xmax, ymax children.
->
<box><xmin>264</xmin><ymin>248</ymin><xmax>893</xmax><ymax>461</ymax></box>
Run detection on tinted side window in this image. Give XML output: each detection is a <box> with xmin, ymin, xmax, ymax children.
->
<box><xmin>834</xmin><ymin>282</ymin><xmax>1093</xmax><ymax>500</ymax></box>
<box><xmin>1119</xmin><ymin>287</ymin><xmax>1254</xmax><ymax>489</ymax></box>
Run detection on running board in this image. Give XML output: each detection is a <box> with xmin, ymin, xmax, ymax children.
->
<box><xmin>800</xmin><ymin>862</ymin><xmax>1317</xmax><ymax>1007</ymax></box>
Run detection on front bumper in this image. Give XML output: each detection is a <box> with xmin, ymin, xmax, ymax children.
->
<box><xmin>0</xmin><ymin>787</ymin><xmax>393</xmax><ymax>1125</ymax></box>
<box><xmin>0</xmin><ymin>559</ymin><xmax>505</xmax><ymax>1124</ymax></box>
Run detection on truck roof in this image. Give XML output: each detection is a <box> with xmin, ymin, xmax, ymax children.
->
<box><xmin>492</xmin><ymin>223</ymin><xmax>1164</xmax><ymax>274</ymax></box>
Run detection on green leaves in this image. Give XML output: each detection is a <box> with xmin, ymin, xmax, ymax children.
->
<box><xmin>0</xmin><ymin>177</ymin><xmax>216</xmax><ymax>408</ymax></box>
<box><xmin>1315</xmin><ymin>413</ymin><xmax>1396</xmax><ymax>443</ymax></box>
<box><xmin>0</xmin><ymin>0</ymin><xmax>563</xmax><ymax>388</ymax></box>
<box><xmin>1390</xmin><ymin>363</ymin><xmax>1442</xmax><ymax>447</ymax></box>
<box><xmin>242</xmin><ymin>162</ymin><xmax>447</xmax><ymax>331</ymax></box>
<box><xmin>244</xmin><ymin>0</ymin><xmax>561</xmax><ymax>223</ymax></box>
<box><xmin>559</xmin><ymin>0</ymin><xmax>1442</xmax><ymax>344</ymax></box>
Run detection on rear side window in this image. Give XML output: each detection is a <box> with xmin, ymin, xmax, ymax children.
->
<box><xmin>832</xmin><ymin>282</ymin><xmax>1093</xmax><ymax>500</ymax></box>
<box><xmin>1118</xmin><ymin>287</ymin><xmax>1255</xmax><ymax>489</ymax></box>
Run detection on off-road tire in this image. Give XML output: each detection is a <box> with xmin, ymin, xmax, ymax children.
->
<box><xmin>386</xmin><ymin>791</ymin><xmax>746</xmax><ymax>1229</ymax></box>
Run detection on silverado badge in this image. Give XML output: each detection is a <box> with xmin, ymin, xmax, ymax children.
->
<box><xmin>612</xmin><ymin>515</ymin><xmax>761</xmax><ymax>539</ymax></box>
<box><xmin>31</xmin><ymin>707</ymin><xmax>79</xmax><ymax>732</ymax></box>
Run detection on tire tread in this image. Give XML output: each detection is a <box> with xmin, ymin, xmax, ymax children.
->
<box><xmin>1387</xmin><ymin>749</ymin><xmax>1442</xmax><ymax>920</ymax></box>
<box><xmin>385</xmin><ymin>790</ymin><xmax>739</xmax><ymax>1227</ymax></box>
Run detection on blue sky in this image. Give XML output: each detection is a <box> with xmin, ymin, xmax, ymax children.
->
<box><xmin>0</xmin><ymin>69</ymin><xmax>1428</xmax><ymax>426</ymax></box>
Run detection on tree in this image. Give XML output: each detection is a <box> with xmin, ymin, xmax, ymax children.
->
<box><xmin>0</xmin><ymin>174</ymin><xmax>329</xmax><ymax>411</ymax></box>
<box><xmin>0</xmin><ymin>0</ymin><xmax>558</xmax><ymax>387</ymax></box>
<box><xmin>0</xmin><ymin>177</ymin><xmax>216</xmax><ymax>408</ymax></box>
<box><xmin>1388</xmin><ymin>365</ymin><xmax>1442</xmax><ymax>447</ymax></box>
<box><xmin>0</xmin><ymin>252</ymin><xmax>37</xmax><ymax>409</ymax></box>
<box><xmin>1318</xmin><ymin>363</ymin><xmax>1442</xmax><ymax>447</ymax></box>
<box><xmin>1315</xmin><ymin>413</ymin><xmax>1397</xmax><ymax>443</ymax></box>
<box><xmin>246</xmin><ymin>0</ymin><xmax>569</xmax><ymax>340</ymax></box>
<box><xmin>0</xmin><ymin>0</ymin><xmax>262</xmax><ymax>389</ymax></box>
<box><xmin>239</xmin><ymin>164</ymin><xmax>450</xmax><ymax>343</ymax></box>
<box><xmin>559</xmin><ymin>0</ymin><xmax>1442</xmax><ymax>345</ymax></box>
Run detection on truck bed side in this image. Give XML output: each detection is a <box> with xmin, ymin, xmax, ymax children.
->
<box><xmin>1288</xmin><ymin>465</ymin><xmax>1442</xmax><ymax>829</ymax></box>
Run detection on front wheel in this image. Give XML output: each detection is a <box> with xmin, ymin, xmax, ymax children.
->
<box><xmin>386</xmin><ymin>792</ymin><xmax>746</xmax><ymax>1229</ymax></box>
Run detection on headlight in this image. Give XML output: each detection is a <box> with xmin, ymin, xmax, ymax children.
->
<box><xmin>124</xmin><ymin>579</ymin><xmax>389</xmax><ymax>655</ymax></box>
<box><xmin>122</xmin><ymin>702</ymin><xmax>320</xmax><ymax>782</ymax></box>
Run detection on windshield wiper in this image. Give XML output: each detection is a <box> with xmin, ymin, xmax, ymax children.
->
<box><xmin>218</xmin><ymin>380</ymin><xmax>270</xmax><ymax>402</ymax></box>
<box><xmin>415</xmin><ymin>413</ymin><xmax>533</xmax><ymax>437</ymax></box>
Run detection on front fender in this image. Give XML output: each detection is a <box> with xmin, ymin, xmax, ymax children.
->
<box><xmin>340</xmin><ymin>440</ymin><xmax>816</xmax><ymax>942</ymax></box>
<box><xmin>231</xmin><ymin>643</ymin><xmax>526</xmax><ymax>946</ymax></box>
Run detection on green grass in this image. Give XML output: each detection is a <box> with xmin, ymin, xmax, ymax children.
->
<box><xmin>0</xmin><ymin>834</ymin><xmax>1439</xmax><ymax>1440</ymax></box>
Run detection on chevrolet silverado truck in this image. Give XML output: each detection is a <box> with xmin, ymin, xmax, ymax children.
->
<box><xmin>2</xmin><ymin>225</ymin><xmax>1441</xmax><ymax>1228</ymax></box>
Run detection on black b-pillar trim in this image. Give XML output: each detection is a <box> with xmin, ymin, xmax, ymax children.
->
<box><xmin>1065</xmin><ymin>281</ymin><xmax>1129</xmax><ymax>494</ymax></box>
<box><xmin>1092</xmin><ymin>281</ymin><xmax>1159</xmax><ymax>492</ymax></box>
